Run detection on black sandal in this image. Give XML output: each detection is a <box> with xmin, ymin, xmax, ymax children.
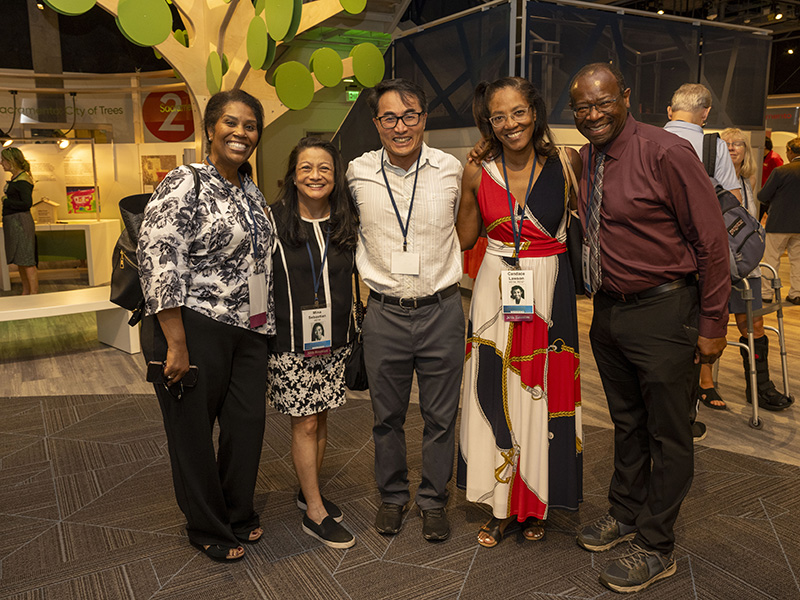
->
<box><xmin>190</xmin><ymin>541</ymin><xmax>245</xmax><ymax>562</ymax></box>
<box><xmin>698</xmin><ymin>386</ymin><xmax>727</xmax><ymax>410</ymax></box>
<box><xmin>234</xmin><ymin>526</ymin><xmax>263</xmax><ymax>544</ymax></box>
<box><xmin>477</xmin><ymin>516</ymin><xmax>520</xmax><ymax>548</ymax></box>
<box><xmin>522</xmin><ymin>517</ymin><xmax>545</xmax><ymax>541</ymax></box>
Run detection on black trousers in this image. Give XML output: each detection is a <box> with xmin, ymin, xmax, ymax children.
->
<box><xmin>141</xmin><ymin>307</ymin><xmax>269</xmax><ymax>547</ymax></box>
<box><xmin>590</xmin><ymin>286</ymin><xmax>700</xmax><ymax>555</ymax></box>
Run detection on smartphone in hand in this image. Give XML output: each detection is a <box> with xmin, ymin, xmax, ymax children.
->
<box><xmin>146</xmin><ymin>361</ymin><xmax>198</xmax><ymax>387</ymax></box>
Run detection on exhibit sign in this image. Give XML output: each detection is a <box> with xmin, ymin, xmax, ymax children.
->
<box><xmin>141</xmin><ymin>155</ymin><xmax>178</xmax><ymax>190</ymax></box>
<box><xmin>142</xmin><ymin>91</ymin><xmax>195</xmax><ymax>143</ymax></box>
<box><xmin>765</xmin><ymin>107</ymin><xmax>800</xmax><ymax>133</ymax></box>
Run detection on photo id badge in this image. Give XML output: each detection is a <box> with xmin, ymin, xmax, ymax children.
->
<box><xmin>391</xmin><ymin>251</ymin><xmax>420</xmax><ymax>275</ymax></box>
<box><xmin>501</xmin><ymin>269</ymin><xmax>534</xmax><ymax>321</ymax></box>
<box><xmin>248</xmin><ymin>272</ymin><xmax>268</xmax><ymax>328</ymax></box>
<box><xmin>302</xmin><ymin>304</ymin><xmax>332</xmax><ymax>357</ymax></box>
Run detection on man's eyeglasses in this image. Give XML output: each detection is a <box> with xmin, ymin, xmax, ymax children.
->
<box><xmin>376</xmin><ymin>112</ymin><xmax>424</xmax><ymax>129</ymax></box>
<box><xmin>571</xmin><ymin>97</ymin><xmax>620</xmax><ymax>118</ymax></box>
<box><xmin>489</xmin><ymin>106</ymin><xmax>532</xmax><ymax>128</ymax></box>
<box><xmin>726</xmin><ymin>141</ymin><xmax>746</xmax><ymax>149</ymax></box>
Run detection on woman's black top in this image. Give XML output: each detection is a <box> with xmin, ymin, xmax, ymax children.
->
<box><xmin>270</xmin><ymin>202</ymin><xmax>354</xmax><ymax>353</ymax></box>
<box><xmin>2</xmin><ymin>174</ymin><xmax>34</xmax><ymax>216</ymax></box>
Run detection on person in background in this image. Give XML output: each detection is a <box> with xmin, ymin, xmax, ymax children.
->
<box><xmin>1</xmin><ymin>147</ymin><xmax>38</xmax><ymax>295</ymax></box>
<box><xmin>456</xmin><ymin>76</ymin><xmax>582</xmax><ymax>549</ymax></box>
<box><xmin>759</xmin><ymin>137</ymin><xmax>800</xmax><ymax>308</ymax></box>
<box><xmin>570</xmin><ymin>63</ymin><xmax>730</xmax><ymax>593</ymax></box>
<box><xmin>712</xmin><ymin>129</ymin><xmax>791</xmax><ymax>412</ymax></box>
<box><xmin>347</xmin><ymin>78</ymin><xmax>465</xmax><ymax>542</ymax></box>
<box><xmin>138</xmin><ymin>89</ymin><xmax>274</xmax><ymax>562</ymax></box>
<box><xmin>762</xmin><ymin>137</ymin><xmax>783</xmax><ymax>190</ymax></box>
<box><xmin>268</xmin><ymin>137</ymin><xmax>359</xmax><ymax>549</ymax></box>
<box><xmin>664</xmin><ymin>82</ymin><xmax>740</xmax><ymax>420</ymax></box>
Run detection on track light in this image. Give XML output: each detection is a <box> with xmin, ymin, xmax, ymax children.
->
<box><xmin>58</xmin><ymin>139</ymin><xmax>70</xmax><ymax>149</ymax></box>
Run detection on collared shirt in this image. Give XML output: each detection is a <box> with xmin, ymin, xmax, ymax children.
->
<box><xmin>578</xmin><ymin>114</ymin><xmax>730</xmax><ymax>338</ymax></box>
<box><xmin>138</xmin><ymin>164</ymin><xmax>275</xmax><ymax>335</ymax></box>
<box><xmin>346</xmin><ymin>143</ymin><xmax>463</xmax><ymax>297</ymax></box>
<box><xmin>758</xmin><ymin>158</ymin><xmax>800</xmax><ymax>233</ymax></box>
<box><xmin>663</xmin><ymin>120</ymin><xmax>740</xmax><ymax>192</ymax></box>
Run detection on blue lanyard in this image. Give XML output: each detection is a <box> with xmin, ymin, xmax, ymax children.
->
<box><xmin>306</xmin><ymin>223</ymin><xmax>331</xmax><ymax>306</ymax></box>
<box><xmin>500</xmin><ymin>150</ymin><xmax>537</xmax><ymax>263</ymax></box>
<box><xmin>205</xmin><ymin>156</ymin><xmax>261</xmax><ymax>259</ymax></box>
<box><xmin>380</xmin><ymin>149</ymin><xmax>421</xmax><ymax>251</ymax></box>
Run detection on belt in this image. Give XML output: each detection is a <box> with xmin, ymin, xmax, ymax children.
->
<box><xmin>369</xmin><ymin>283</ymin><xmax>459</xmax><ymax>309</ymax></box>
<box><xmin>602</xmin><ymin>275</ymin><xmax>696</xmax><ymax>303</ymax></box>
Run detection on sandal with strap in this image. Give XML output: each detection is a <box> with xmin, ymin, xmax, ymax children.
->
<box><xmin>190</xmin><ymin>542</ymin><xmax>245</xmax><ymax>562</ymax></box>
<box><xmin>477</xmin><ymin>516</ymin><xmax>520</xmax><ymax>548</ymax></box>
<box><xmin>523</xmin><ymin>517</ymin><xmax>545</xmax><ymax>541</ymax></box>
<box><xmin>234</xmin><ymin>526</ymin><xmax>263</xmax><ymax>544</ymax></box>
<box><xmin>697</xmin><ymin>386</ymin><xmax>727</xmax><ymax>410</ymax></box>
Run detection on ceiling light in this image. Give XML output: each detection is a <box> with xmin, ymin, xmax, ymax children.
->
<box><xmin>36</xmin><ymin>2</ymin><xmax>44</xmax><ymax>9</ymax></box>
<box><xmin>58</xmin><ymin>139</ymin><xmax>70</xmax><ymax>149</ymax></box>
<box><xmin>657</xmin><ymin>8</ymin><xmax>665</xmax><ymax>14</ymax></box>
<box><xmin>776</xmin><ymin>11</ymin><xmax>784</xmax><ymax>19</ymax></box>
<box><xmin>2</xmin><ymin>139</ymin><xmax>12</xmax><ymax>147</ymax></box>
<box><xmin>789</xmin><ymin>48</ymin><xmax>795</xmax><ymax>54</ymax></box>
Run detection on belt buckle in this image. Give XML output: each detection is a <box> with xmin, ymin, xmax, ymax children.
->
<box><xmin>399</xmin><ymin>296</ymin><xmax>417</xmax><ymax>309</ymax></box>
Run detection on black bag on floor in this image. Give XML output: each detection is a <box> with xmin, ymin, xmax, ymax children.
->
<box><xmin>110</xmin><ymin>166</ymin><xmax>199</xmax><ymax>325</ymax></box>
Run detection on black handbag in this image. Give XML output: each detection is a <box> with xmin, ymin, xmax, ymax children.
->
<box><xmin>558</xmin><ymin>148</ymin><xmax>587</xmax><ymax>296</ymax></box>
<box><xmin>110</xmin><ymin>165</ymin><xmax>200</xmax><ymax>325</ymax></box>
<box><xmin>344</xmin><ymin>268</ymin><xmax>368</xmax><ymax>391</ymax></box>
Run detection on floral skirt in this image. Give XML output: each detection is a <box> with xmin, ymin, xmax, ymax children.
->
<box><xmin>267</xmin><ymin>345</ymin><xmax>350</xmax><ymax>416</ymax></box>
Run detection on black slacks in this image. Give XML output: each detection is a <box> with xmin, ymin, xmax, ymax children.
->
<box><xmin>590</xmin><ymin>285</ymin><xmax>700</xmax><ymax>555</ymax></box>
<box><xmin>141</xmin><ymin>307</ymin><xmax>269</xmax><ymax>547</ymax></box>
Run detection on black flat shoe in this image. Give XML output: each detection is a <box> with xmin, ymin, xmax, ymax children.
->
<box><xmin>297</xmin><ymin>489</ymin><xmax>343</xmax><ymax>522</ymax></box>
<box><xmin>302</xmin><ymin>514</ymin><xmax>355</xmax><ymax>549</ymax></box>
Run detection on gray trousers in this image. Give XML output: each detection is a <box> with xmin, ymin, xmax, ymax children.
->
<box><xmin>362</xmin><ymin>289</ymin><xmax>465</xmax><ymax>510</ymax></box>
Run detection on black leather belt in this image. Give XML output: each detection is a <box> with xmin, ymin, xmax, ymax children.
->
<box><xmin>602</xmin><ymin>275</ymin><xmax>696</xmax><ymax>303</ymax></box>
<box><xmin>369</xmin><ymin>283</ymin><xmax>459</xmax><ymax>309</ymax></box>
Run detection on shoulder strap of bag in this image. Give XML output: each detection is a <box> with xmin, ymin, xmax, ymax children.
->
<box><xmin>557</xmin><ymin>146</ymin><xmax>580</xmax><ymax>208</ymax></box>
<box><xmin>187</xmin><ymin>164</ymin><xmax>201</xmax><ymax>198</ymax></box>
<box><xmin>702</xmin><ymin>133</ymin><xmax>718</xmax><ymax>178</ymax></box>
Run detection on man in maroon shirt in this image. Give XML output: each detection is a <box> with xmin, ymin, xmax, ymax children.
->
<box><xmin>763</xmin><ymin>137</ymin><xmax>784</xmax><ymax>187</ymax></box>
<box><xmin>569</xmin><ymin>63</ymin><xmax>730</xmax><ymax>593</ymax></box>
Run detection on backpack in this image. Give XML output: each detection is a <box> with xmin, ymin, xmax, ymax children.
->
<box><xmin>109</xmin><ymin>165</ymin><xmax>200</xmax><ymax>325</ymax></box>
<box><xmin>701</xmin><ymin>133</ymin><xmax>766</xmax><ymax>282</ymax></box>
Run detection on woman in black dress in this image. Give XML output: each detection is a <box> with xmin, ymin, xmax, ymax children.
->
<box><xmin>1</xmin><ymin>147</ymin><xmax>38</xmax><ymax>294</ymax></box>
<box><xmin>268</xmin><ymin>137</ymin><xmax>359</xmax><ymax>548</ymax></box>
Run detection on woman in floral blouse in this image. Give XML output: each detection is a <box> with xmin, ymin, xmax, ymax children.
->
<box><xmin>138</xmin><ymin>90</ymin><xmax>274</xmax><ymax>563</ymax></box>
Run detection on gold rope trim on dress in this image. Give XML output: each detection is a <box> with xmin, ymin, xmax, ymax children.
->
<box><xmin>486</xmin><ymin>215</ymin><xmax>511</xmax><ymax>233</ymax></box>
<box><xmin>467</xmin><ymin>335</ymin><xmax>504</xmax><ymax>361</ymax></box>
<box><xmin>549</xmin><ymin>410</ymin><xmax>576</xmax><ymax>419</ymax></box>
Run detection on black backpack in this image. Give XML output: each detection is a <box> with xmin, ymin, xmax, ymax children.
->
<box><xmin>701</xmin><ymin>133</ymin><xmax>766</xmax><ymax>282</ymax></box>
<box><xmin>109</xmin><ymin>165</ymin><xmax>200</xmax><ymax>325</ymax></box>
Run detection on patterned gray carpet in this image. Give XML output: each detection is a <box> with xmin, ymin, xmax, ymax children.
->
<box><xmin>1</xmin><ymin>393</ymin><xmax>799</xmax><ymax>599</ymax></box>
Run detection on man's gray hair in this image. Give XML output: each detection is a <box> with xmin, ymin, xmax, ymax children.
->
<box><xmin>670</xmin><ymin>83</ymin><xmax>712</xmax><ymax>113</ymax></box>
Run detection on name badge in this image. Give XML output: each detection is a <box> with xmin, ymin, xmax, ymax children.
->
<box><xmin>391</xmin><ymin>251</ymin><xmax>420</xmax><ymax>275</ymax></box>
<box><xmin>501</xmin><ymin>268</ymin><xmax>534</xmax><ymax>322</ymax></box>
<box><xmin>582</xmin><ymin>241</ymin><xmax>592</xmax><ymax>295</ymax></box>
<box><xmin>248</xmin><ymin>272</ymin><xmax>268</xmax><ymax>328</ymax></box>
<box><xmin>302</xmin><ymin>304</ymin><xmax>332</xmax><ymax>357</ymax></box>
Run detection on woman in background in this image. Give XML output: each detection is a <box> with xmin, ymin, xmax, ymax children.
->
<box><xmin>695</xmin><ymin>129</ymin><xmax>791</xmax><ymax>412</ymax></box>
<box><xmin>1</xmin><ymin>147</ymin><xmax>38</xmax><ymax>294</ymax></box>
<box><xmin>456</xmin><ymin>77</ymin><xmax>583</xmax><ymax>548</ymax></box>
<box><xmin>138</xmin><ymin>89</ymin><xmax>274</xmax><ymax>562</ymax></box>
<box><xmin>268</xmin><ymin>137</ymin><xmax>359</xmax><ymax>549</ymax></box>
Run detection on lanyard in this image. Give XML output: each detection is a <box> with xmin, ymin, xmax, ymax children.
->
<box><xmin>306</xmin><ymin>223</ymin><xmax>331</xmax><ymax>306</ymax></box>
<box><xmin>205</xmin><ymin>156</ymin><xmax>261</xmax><ymax>259</ymax></box>
<box><xmin>500</xmin><ymin>150</ymin><xmax>537</xmax><ymax>263</ymax></box>
<box><xmin>380</xmin><ymin>149</ymin><xmax>421</xmax><ymax>251</ymax></box>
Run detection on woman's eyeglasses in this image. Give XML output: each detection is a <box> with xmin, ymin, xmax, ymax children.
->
<box><xmin>726</xmin><ymin>141</ymin><xmax>746</xmax><ymax>149</ymax></box>
<box><xmin>489</xmin><ymin>106</ymin><xmax>532</xmax><ymax>128</ymax></box>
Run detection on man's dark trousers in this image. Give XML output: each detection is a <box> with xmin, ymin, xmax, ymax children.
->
<box><xmin>590</xmin><ymin>285</ymin><xmax>700</xmax><ymax>555</ymax></box>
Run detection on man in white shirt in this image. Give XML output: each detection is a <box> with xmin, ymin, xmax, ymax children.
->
<box><xmin>664</xmin><ymin>82</ymin><xmax>742</xmax><ymax>422</ymax></box>
<box><xmin>347</xmin><ymin>78</ymin><xmax>465</xmax><ymax>542</ymax></box>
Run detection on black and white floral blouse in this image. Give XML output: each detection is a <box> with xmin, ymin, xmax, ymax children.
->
<box><xmin>138</xmin><ymin>163</ymin><xmax>276</xmax><ymax>335</ymax></box>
